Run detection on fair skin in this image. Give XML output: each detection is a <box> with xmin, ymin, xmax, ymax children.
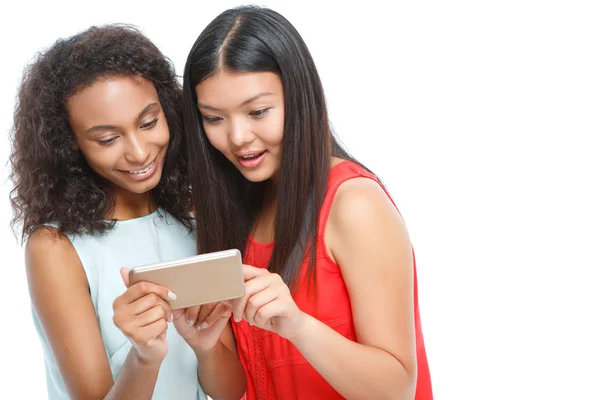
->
<box><xmin>26</xmin><ymin>75</ymin><xmax>244</xmax><ymax>400</ymax></box>
<box><xmin>195</xmin><ymin>70</ymin><xmax>417</xmax><ymax>399</ymax></box>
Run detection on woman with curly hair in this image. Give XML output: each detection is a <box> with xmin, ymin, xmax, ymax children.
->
<box><xmin>10</xmin><ymin>25</ymin><xmax>245</xmax><ymax>399</ymax></box>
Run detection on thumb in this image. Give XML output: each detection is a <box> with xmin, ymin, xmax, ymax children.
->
<box><xmin>172</xmin><ymin>308</ymin><xmax>186</xmax><ymax>320</ymax></box>
<box><xmin>120</xmin><ymin>267</ymin><xmax>131</xmax><ymax>288</ymax></box>
<box><xmin>221</xmin><ymin>299</ymin><xmax>234</xmax><ymax>308</ymax></box>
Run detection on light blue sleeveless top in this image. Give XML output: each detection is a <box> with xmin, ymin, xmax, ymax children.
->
<box><xmin>32</xmin><ymin>209</ymin><xmax>207</xmax><ymax>399</ymax></box>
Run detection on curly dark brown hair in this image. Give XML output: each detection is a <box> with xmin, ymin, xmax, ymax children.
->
<box><xmin>10</xmin><ymin>24</ymin><xmax>192</xmax><ymax>242</ymax></box>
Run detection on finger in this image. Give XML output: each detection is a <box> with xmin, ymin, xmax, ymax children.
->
<box><xmin>185</xmin><ymin>306</ymin><xmax>201</xmax><ymax>327</ymax></box>
<box><xmin>221</xmin><ymin>299</ymin><xmax>235</xmax><ymax>309</ymax></box>
<box><xmin>200</xmin><ymin>307</ymin><xmax>232</xmax><ymax>335</ymax></box>
<box><xmin>197</xmin><ymin>303</ymin><xmax>232</xmax><ymax>330</ymax></box>
<box><xmin>135</xmin><ymin>304</ymin><xmax>169</xmax><ymax>327</ymax></box>
<box><xmin>118</xmin><ymin>281</ymin><xmax>177</xmax><ymax>306</ymax></box>
<box><xmin>196</xmin><ymin>303</ymin><xmax>218</xmax><ymax>325</ymax></box>
<box><xmin>172</xmin><ymin>308</ymin><xmax>187</xmax><ymax>323</ymax></box>
<box><xmin>252</xmin><ymin>300</ymin><xmax>286</xmax><ymax>329</ymax></box>
<box><xmin>242</xmin><ymin>264</ymin><xmax>268</xmax><ymax>281</ymax></box>
<box><xmin>232</xmin><ymin>276</ymin><xmax>271</xmax><ymax>323</ymax></box>
<box><xmin>139</xmin><ymin>319</ymin><xmax>169</xmax><ymax>346</ymax></box>
<box><xmin>130</xmin><ymin>293</ymin><xmax>172</xmax><ymax>322</ymax></box>
<box><xmin>245</xmin><ymin>287</ymin><xmax>280</xmax><ymax>326</ymax></box>
<box><xmin>120</xmin><ymin>268</ymin><xmax>131</xmax><ymax>288</ymax></box>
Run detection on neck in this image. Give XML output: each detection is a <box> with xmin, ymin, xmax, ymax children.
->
<box><xmin>250</xmin><ymin>180</ymin><xmax>277</xmax><ymax>243</ymax></box>
<box><xmin>109</xmin><ymin>185</ymin><xmax>156</xmax><ymax>220</ymax></box>
<box><xmin>264</xmin><ymin>179</ymin><xmax>277</xmax><ymax>207</ymax></box>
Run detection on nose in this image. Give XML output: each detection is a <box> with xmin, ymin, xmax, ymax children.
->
<box><xmin>124</xmin><ymin>132</ymin><xmax>150</xmax><ymax>165</ymax></box>
<box><xmin>229</xmin><ymin>117</ymin><xmax>254</xmax><ymax>148</ymax></box>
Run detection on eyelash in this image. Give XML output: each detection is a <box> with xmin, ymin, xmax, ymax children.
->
<box><xmin>202</xmin><ymin>109</ymin><xmax>270</xmax><ymax>125</ymax></box>
<box><xmin>203</xmin><ymin>116</ymin><xmax>223</xmax><ymax>124</ymax></box>
<box><xmin>141</xmin><ymin>118</ymin><xmax>159</xmax><ymax>129</ymax></box>
<box><xmin>250</xmin><ymin>108</ymin><xmax>270</xmax><ymax>118</ymax></box>
<box><xmin>97</xmin><ymin>118</ymin><xmax>159</xmax><ymax>146</ymax></box>
<box><xmin>98</xmin><ymin>137</ymin><xmax>117</xmax><ymax>145</ymax></box>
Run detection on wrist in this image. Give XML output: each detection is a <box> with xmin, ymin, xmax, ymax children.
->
<box><xmin>132</xmin><ymin>348</ymin><xmax>164</xmax><ymax>369</ymax></box>
<box><xmin>287</xmin><ymin>311</ymin><xmax>315</xmax><ymax>345</ymax></box>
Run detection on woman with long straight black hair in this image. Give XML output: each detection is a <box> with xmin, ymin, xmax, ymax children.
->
<box><xmin>182</xmin><ymin>6</ymin><xmax>433</xmax><ymax>399</ymax></box>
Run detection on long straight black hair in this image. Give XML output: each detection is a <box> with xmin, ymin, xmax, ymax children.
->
<box><xmin>182</xmin><ymin>5</ymin><xmax>358</xmax><ymax>291</ymax></box>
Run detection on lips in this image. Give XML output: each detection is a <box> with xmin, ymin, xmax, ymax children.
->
<box><xmin>118</xmin><ymin>155</ymin><xmax>159</xmax><ymax>181</ymax></box>
<box><xmin>237</xmin><ymin>150</ymin><xmax>267</xmax><ymax>169</ymax></box>
<box><xmin>238</xmin><ymin>151</ymin><xmax>265</xmax><ymax>160</ymax></box>
<box><xmin>127</xmin><ymin>161</ymin><xmax>154</xmax><ymax>174</ymax></box>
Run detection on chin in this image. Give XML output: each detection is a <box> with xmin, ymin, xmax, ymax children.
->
<box><xmin>127</xmin><ymin>176</ymin><xmax>162</xmax><ymax>194</ymax></box>
<box><xmin>240</xmin><ymin>169</ymin><xmax>273</xmax><ymax>183</ymax></box>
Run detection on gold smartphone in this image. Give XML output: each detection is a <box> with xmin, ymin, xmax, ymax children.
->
<box><xmin>129</xmin><ymin>249</ymin><xmax>245</xmax><ymax>310</ymax></box>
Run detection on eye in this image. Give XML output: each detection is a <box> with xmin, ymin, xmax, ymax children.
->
<box><xmin>140</xmin><ymin>118</ymin><xmax>158</xmax><ymax>129</ymax></box>
<box><xmin>203</xmin><ymin>116</ymin><xmax>223</xmax><ymax>124</ymax></box>
<box><xmin>97</xmin><ymin>137</ymin><xmax>117</xmax><ymax>146</ymax></box>
<box><xmin>250</xmin><ymin>108</ymin><xmax>270</xmax><ymax>118</ymax></box>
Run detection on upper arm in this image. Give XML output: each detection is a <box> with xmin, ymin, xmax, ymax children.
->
<box><xmin>325</xmin><ymin>178</ymin><xmax>417</xmax><ymax>377</ymax></box>
<box><xmin>26</xmin><ymin>227</ymin><xmax>114</xmax><ymax>399</ymax></box>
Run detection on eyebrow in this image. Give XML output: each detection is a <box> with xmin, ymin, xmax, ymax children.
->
<box><xmin>85</xmin><ymin>103</ymin><xmax>159</xmax><ymax>133</ymax></box>
<box><xmin>198</xmin><ymin>92</ymin><xmax>275</xmax><ymax>111</ymax></box>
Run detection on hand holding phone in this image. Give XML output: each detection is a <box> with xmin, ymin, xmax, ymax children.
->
<box><xmin>114</xmin><ymin>268</ymin><xmax>174</xmax><ymax>364</ymax></box>
<box><xmin>172</xmin><ymin>302</ymin><xmax>233</xmax><ymax>352</ymax></box>
<box><xmin>128</xmin><ymin>249</ymin><xmax>244</xmax><ymax>352</ymax></box>
<box><xmin>129</xmin><ymin>249</ymin><xmax>245</xmax><ymax>310</ymax></box>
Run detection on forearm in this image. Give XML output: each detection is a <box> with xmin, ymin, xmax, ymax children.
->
<box><xmin>104</xmin><ymin>348</ymin><xmax>162</xmax><ymax>400</ymax></box>
<box><xmin>290</xmin><ymin>314</ymin><xmax>415</xmax><ymax>400</ymax></box>
<box><xmin>194</xmin><ymin>341</ymin><xmax>247</xmax><ymax>400</ymax></box>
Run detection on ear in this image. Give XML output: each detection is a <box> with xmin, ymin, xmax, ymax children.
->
<box><xmin>120</xmin><ymin>268</ymin><xmax>131</xmax><ymax>288</ymax></box>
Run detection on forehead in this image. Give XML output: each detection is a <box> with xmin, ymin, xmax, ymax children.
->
<box><xmin>67</xmin><ymin>76</ymin><xmax>159</xmax><ymax>128</ymax></box>
<box><xmin>195</xmin><ymin>71</ymin><xmax>283</xmax><ymax>107</ymax></box>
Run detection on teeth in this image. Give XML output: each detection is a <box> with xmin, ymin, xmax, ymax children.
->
<box><xmin>241</xmin><ymin>154</ymin><xmax>260</xmax><ymax>159</ymax></box>
<box><xmin>129</xmin><ymin>162</ymin><xmax>153</xmax><ymax>174</ymax></box>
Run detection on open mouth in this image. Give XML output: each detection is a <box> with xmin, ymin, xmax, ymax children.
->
<box><xmin>237</xmin><ymin>151</ymin><xmax>267</xmax><ymax>168</ymax></box>
<box><xmin>239</xmin><ymin>151</ymin><xmax>265</xmax><ymax>160</ymax></box>
<box><xmin>127</xmin><ymin>161</ymin><xmax>155</xmax><ymax>175</ymax></box>
<box><xmin>119</xmin><ymin>155</ymin><xmax>159</xmax><ymax>181</ymax></box>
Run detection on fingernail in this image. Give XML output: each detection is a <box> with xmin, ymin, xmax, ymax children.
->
<box><xmin>196</xmin><ymin>325</ymin><xmax>201</xmax><ymax>331</ymax></box>
<box><xmin>200</xmin><ymin>322</ymin><xmax>208</xmax><ymax>329</ymax></box>
<box><xmin>187</xmin><ymin>319</ymin><xmax>194</xmax><ymax>326</ymax></box>
<box><xmin>148</xmin><ymin>339</ymin><xmax>154</xmax><ymax>346</ymax></box>
<box><xmin>168</xmin><ymin>291</ymin><xmax>177</xmax><ymax>300</ymax></box>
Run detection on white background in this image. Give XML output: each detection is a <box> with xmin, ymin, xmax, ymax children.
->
<box><xmin>1</xmin><ymin>1</ymin><xmax>599</xmax><ymax>399</ymax></box>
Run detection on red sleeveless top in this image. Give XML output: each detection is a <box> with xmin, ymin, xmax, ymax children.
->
<box><xmin>232</xmin><ymin>161</ymin><xmax>433</xmax><ymax>399</ymax></box>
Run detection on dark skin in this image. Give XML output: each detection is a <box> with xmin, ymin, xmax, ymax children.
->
<box><xmin>26</xmin><ymin>76</ymin><xmax>245</xmax><ymax>400</ymax></box>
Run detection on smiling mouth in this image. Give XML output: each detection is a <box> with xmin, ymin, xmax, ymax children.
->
<box><xmin>238</xmin><ymin>151</ymin><xmax>266</xmax><ymax>160</ymax></box>
<box><xmin>118</xmin><ymin>153</ymin><xmax>160</xmax><ymax>177</ymax></box>
<box><xmin>127</xmin><ymin>160</ymin><xmax>155</xmax><ymax>174</ymax></box>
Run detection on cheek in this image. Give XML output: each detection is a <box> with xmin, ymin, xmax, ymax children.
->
<box><xmin>154</xmin><ymin>121</ymin><xmax>171</xmax><ymax>147</ymax></box>
<box><xmin>80</xmin><ymin>147</ymin><xmax>118</xmax><ymax>174</ymax></box>
<box><xmin>263</xmin><ymin>116</ymin><xmax>284</xmax><ymax>147</ymax></box>
<box><xmin>205</xmin><ymin>128</ymin><xmax>229</xmax><ymax>154</ymax></box>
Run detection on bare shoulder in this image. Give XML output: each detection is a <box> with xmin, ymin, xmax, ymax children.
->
<box><xmin>329</xmin><ymin>177</ymin><xmax>404</xmax><ymax>231</ymax></box>
<box><xmin>326</xmin><ymin>177</ymin><xmax>410</xmax><ymax>264</ymax></box>
<box><xmin>25</xmin><ymin>226</ymin><xmax>86</xmax><ymax>296</ymax></box>
<box><xmin>26</xmin><ymin>226</ymin><xmax>76</xmax><ymax>258</ymax></box>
